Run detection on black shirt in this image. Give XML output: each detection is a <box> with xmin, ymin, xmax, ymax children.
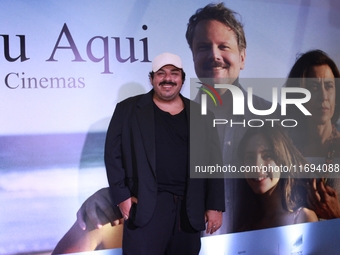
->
<box><xmin>154</xmin><ymin>103</ymin><xmax>188</xmax><ymax>196</ymax></box>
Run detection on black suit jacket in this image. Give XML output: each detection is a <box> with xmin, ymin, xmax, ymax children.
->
<box><xmin>105</xmin><ymin>90</ymin><xmax>225</xmax><ymax>231</ymax></box>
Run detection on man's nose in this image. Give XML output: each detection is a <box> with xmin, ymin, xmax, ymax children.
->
<box><xmin>164</xmin><ymin>71</ymin><xmax>172</xmax><ymax>81</ymax></box>
<box><xmin>209</xmin><ymin>46</ymin><xmax>222</xmax><ymax>61</ymax></box>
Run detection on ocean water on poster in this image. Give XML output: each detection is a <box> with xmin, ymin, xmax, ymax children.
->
<box><xmin>0</xmin><ymin>167</ymin><xmax>108</xmax><ymax>255</ymax></box>
<box><xmin>0</xmin><ymin>134</ymin><xmax>108</xmax><ymax>255</ymax></box>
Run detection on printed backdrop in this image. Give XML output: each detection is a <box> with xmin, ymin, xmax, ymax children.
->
<box><xmin>1</xmin><ymin>0</ymin><xmax>340</xmax><ymax>254</ymax></box>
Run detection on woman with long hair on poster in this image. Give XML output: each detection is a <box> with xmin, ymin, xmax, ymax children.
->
<box><xmin>236</xmin><ymin>124</ymin><xmax>317</xmax><ymax>231</ymax></box>
<box><xmin>285</xmin><ymin>50</ymin><xmax>340</xmax><ymax>219</ymax></box>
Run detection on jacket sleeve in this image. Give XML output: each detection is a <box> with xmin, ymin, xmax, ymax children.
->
<box><xmin>205</xmin><ymin>110</ymin><xmax>225</xmax><ymax>212</ymax></box>
<box><xmin>189</xmin><ymin>100</ymin><xmax>225</xmax><ymax>212</ymax></box>
<box><xmin>105</xmin><ymin>102</ymin><xmax>131</xmax><ymax>205</ymax></box>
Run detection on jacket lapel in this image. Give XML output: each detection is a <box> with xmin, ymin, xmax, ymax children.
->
<box><xmin>136</xmin><ymin>90</ymin><xmax>157</xmax><ymax>177</ymax></box>
<box><xmin>183</xmin><ymin>96</ymin><xmax>192</xmax><ymax>183</ymax></box>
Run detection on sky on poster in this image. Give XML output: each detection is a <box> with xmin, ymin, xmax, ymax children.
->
<box><xmin>1</xmin><ymin>0</ymin><xmax>339</xmax><ymax>135</ymax></box>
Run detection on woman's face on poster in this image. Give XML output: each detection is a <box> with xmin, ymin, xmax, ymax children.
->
<box><xmin>243</xmin><ymin>134</ymin><xmax>280</xmax><ymax>194</ymax></box>
<box><xmin>302</xmin><ymin>65</ymin><xmax>336</xmax><ymax>125</ymax></box>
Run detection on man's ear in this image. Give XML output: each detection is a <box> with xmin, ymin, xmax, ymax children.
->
<box><xmin>240</xmin><ymin>48</ymin><xmax>246</xmax><ymax>70</ymax></box>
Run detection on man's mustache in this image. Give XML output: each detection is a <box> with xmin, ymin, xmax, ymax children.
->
<box><xmin>203</xmin><ymin>61</ymin><xmax>229</xmax><ymax>70</ymax></box>
<box><xmin>159</xmin><ymin>81</ymin><xmax>177</xmax><ymax>86</ymax></box>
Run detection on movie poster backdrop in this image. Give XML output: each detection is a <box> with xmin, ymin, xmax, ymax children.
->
<box><xmin>1</xmin><ymin>0</ymin><xmax>340</xmax><ymax>254</ymax></box>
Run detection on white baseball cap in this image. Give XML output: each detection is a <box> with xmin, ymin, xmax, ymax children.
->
<box><xmin>152</xmin><ymin>52</ymin><xmax>183</xmax><ymax>72</ymax></box>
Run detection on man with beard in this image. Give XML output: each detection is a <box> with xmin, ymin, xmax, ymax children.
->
<box><xmin>103</xmin><ymin>52</ymin><xmax>224</xmax><ymax>254</ymax></box>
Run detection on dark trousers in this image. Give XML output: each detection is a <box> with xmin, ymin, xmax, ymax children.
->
<box><xmin>122</xmin><ymin>192</ymin><xmax>201</xmax><ymax>255</ymax></box>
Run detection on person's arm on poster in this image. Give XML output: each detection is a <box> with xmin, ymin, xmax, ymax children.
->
<box><xmin>308</xmin><ymin>178</ymin><xmax>340</xmax><ymax>219</ymax></box>
<box><xmin>53</xmin><ymin>213</ymin><xmax>123</xmax><ymax>254</ymax></box>
<box><xmin>76</xmin><ymin>187</ymin><xmax>123</xmax><ymax>230</ymax></box>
